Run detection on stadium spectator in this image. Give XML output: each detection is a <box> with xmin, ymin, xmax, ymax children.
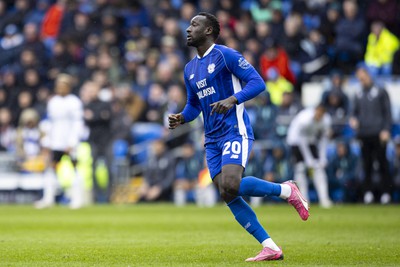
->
<box><xmin>33</xmin><ymin>86</ymin><xmax>51</xmax><ymax>119</ymax></box>
<box><xmin>253</xmin><ymin>91</ymin><xmax>278</xmax><ymax>141</ymax></box>
<box><xmin>0</xmin><ymin>87</ymin><xmax>8</xmax><ymax>108</ymax></box>
<box><xmin>139</xmin><ymin>138</ymin><xmax>176</xmax><ymax>202</ymax></box>
<box><xmin>279</xmin><ymin>12</ymin><xmax>303</xmax><ymax>65</ymax></box>
<box><xmin>82</xmin><ymin>80</ymin><xmax>113</xmax><ymax>203</ymax></box>
<box><xmin>259</xmin><ymin>38</ymin><xmax>295</xmax><ymax>84</ymax></box>
<box><xmin>263</xmin><ymin>141</ymin><xmax>292</xmax><ymax>184</ymax></box>
<box><xmin>1</xmin><ymin>70</ymin><xmax>20</xmax><ymax>110</ymax></box>
<box><xmin>40</xmin><ymin>0</ymin><xmax>67</xmax><ymax>50</ymax></box>
<box><xmin>298</xmin><ymin>28</ymin><xmax>330</xmax><ymax>82</ymax></box>
<box><xmin>393</xmin><ymin>48</ymin><xmax>400</xmax><ymax>75</ymax></box>
<box><xmin>47</xmin><ymin>40</ymin><xmax>73</xmax><ymax>80</ymax></box>
<box><xmin>21</xmin><ymin>23</ymin><xmax>47</xmax><ymax>66</ymax></box>
<box><xmin>113</xmin><ymin>83</ymin><xmax>144</xmax><ymax>123</ymax></box>
<box><xmin>275</xmin><ymin>91</ymin><xmax>302</xmax><ymax>139</ymax></box>
<box><xmin>0</xmin><ymin>24</ymin><xmax>24</xmax><ymax>66</ymax></box>
<box><xmin>0</xmin><ymin>107</ymin><xmax>16</xmax><ymax>152</ymax></box>
<box><xmin>140</xmin><ymin>82</ymin><xmax>167</xmax><ymax>124</ymax></box>
<box><xmin>2</xmin><ymin>0</ymin><xmax>31</xmax><ymax>29</ymax></box>
<box><xmin>250</xmin><ymin>0</ymin><xmax>276</xmax><ymax>23</ymax></box>
<box><xmin>265</xmin><ymin>67</ymin><xmax>293</xmax><ymax>106</ymax></box>
<box><xmin>350</xmin><ymin>65</ymin><xmax>393</xmax><ymax>204</ymax></box>
<box><xmin>21</xmin><ymin>68</ymin><xmax>42</xmax><ymax>97</ymax></box>
<box><xmin>364</xmin><ymin>21</ymin><xmax>399</xmax><ymax>76</ymax></box>
<box><xmin>109</xmin><ymin>87</ymin><xmax>133</xmax><ymax>144</ymax></box>
<box><xmin>15</xmin><ymin>108</ymin><xmax>44</xmax><ymax>172</ymax></box>
<box><xmin>178</xmin><ymin>2</ymin><xmax>196</xmax><ymax>38</ymax></box>
<box><xmin>319</xmin><ymin>2</ymin><xmax>340</xmax><ymax>49</ymax></box>
<box><xmin>0</xmin><ymin>0</ymin><xmax>8</xmax><ymax>33</ymax></box>
<box><xmin>24</xmin><ymin>0</ymin><xmax>50</xmax><ymax>26</ymax></box>
<box><xmin>255</xmin><ymin>21</ymin><xmax>272</xmax><ymax>43</ymax></box>
<box><xmin>366</xmin><ymin>0</ymin><xmax>399</xmax><ymax>36</ymax></box>
<box><xmin>327</xmin><ymin>140</ymin><xmax>359</xmax><ymax>203</ymax></box>
<box><xmin>286</xmin><ymin>104</ymin><xmax>333</xmax><ymax>208</ymax></box>
<box><xmin>334</xmin><ymin>0</ymin><xmax>366</xmax><ymax>73</ymax></box>
<box><xmin>13</xmin><ymin>90</ymin><xmax>34</xmax><ymax>127</ymax></box>
<box><xmin>173</xmin><ymin>141</ymin><xmax>203</xmax><ymax>206</ymax></box>
<box><xmin>321</xmin><ymin>71</ymin><xmax>350</xmax><ymax>138</ymax></box>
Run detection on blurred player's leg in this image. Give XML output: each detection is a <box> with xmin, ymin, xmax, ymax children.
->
<box><xmin>69</xmin><ymin>168</ymin><xmax>84</xmax><ymax>209</ymax></box>
<box><xmin>313</xmin><ymin>167</ymin><xmax>332</xmax><ymax>208</ymax></box>
<box><xmin>294</xmin><ymin>162</ymin><xmax>309</xmax><ymax>202</ymax></box>
<box><xmin>250</xmin><ymin>196</ymin><xmax>263</xmax><ymax>207</ymax></box>
<box><xmin>35</xmin><ymin>168</ymin><xmax>58</xmax><ymax>209</ymax></box>
<box><xmin>69</xmin><ymin>152</ymin><xmax>84</xmax><ymax>209</ymax></box>
<box><xmin>173</xmin><ymin>181</ymin><xmax>187</xmax><ymax>207</ymax></box>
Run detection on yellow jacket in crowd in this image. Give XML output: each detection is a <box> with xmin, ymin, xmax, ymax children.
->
<box><xmin>365</xmin><ymin>28</ymin><xmax>399</xmax><ymax>68</ymax></box>
<box><xmin>266</xmin><ymin>77</ymin><xmax>293</xmax><ymax>106</ymax></box>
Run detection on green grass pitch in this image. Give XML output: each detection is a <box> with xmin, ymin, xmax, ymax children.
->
<box><xmin>0</xmin><ymin>204</ymin><xmax>399</xmax><ymax>266</ymax></box>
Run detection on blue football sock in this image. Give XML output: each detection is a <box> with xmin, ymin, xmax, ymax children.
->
<box><xmin>227</xmin><ymin>197</ymin><xmax>269</xmax><ymax>243</ymax></box>
<box><xmin>238</xmin><ymin>176</ymin><xmax>281</xmax><ymax>197</ymax></box>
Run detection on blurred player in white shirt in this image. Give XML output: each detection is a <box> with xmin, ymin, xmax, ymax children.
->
<box><xmin>35</xmin><ymin>74</ymin><xmax>85</xmax><ymax>209</ymax></box>
<box><xmin>287</xmin><ymin>104</ymin><xmax>333</xmax><ymax>208</ymax></box>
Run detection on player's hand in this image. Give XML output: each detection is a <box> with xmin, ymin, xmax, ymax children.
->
<box><xmin>210</xmin><ymin>96</ymin><xmax>238</xmax><ymax>115</ymax></box>
<box><xmin>65</xmin><ymin>147</ymin><xmax>73</xmax><ymax>155</ymax></box>
<box><xmin>380</xmin><ymin>130</ymin><xmax>390</xmax><ymax>143</ymax></box>
<box><xmin>168</xmin><ymin>113</ymin><xmax>184</xmax><ymax>129</ymax></box>
<box><xmin>146</xmin><ymin>185</ymin><xmax>162</xmax><ymax>201</ymax></box>
<box><xmin>349</xmin><ymin>117</ymin><xmax>359</xmax><ymax>130</ymax></box>
<box><xmin>305</xmin><ymin>159</ymin><xmax>317</xmax><ymax>169</ymax></box>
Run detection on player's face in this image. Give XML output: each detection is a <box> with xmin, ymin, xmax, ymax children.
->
<box><xmin>356</xmin><ymin>68</ymin><xmax>372</xmax><ymax>88</ymax></box>
<box><xmin>186</xmin><ymin>15</ymin><xmax>209</xmax><ymax>47</ymax></box>
<box><xmin>55</xmin><ymin>80</ymin><xmax>71</xmax><ymax>96</ymax></box>
<box><xmin>314</xmin><ymin>107</ymin><xmax>325</xmax><ymax>121</ymax></box>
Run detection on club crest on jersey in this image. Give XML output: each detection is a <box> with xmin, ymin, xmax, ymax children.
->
<box><xmin>207</xmin><ymin>63</ymin><xmax>215</xmax><ymax>74</ymax></box>
<box><xmin>238</xmin><ymin>57</ymin><xmax>251</xmax><ymax>69</ymax></box>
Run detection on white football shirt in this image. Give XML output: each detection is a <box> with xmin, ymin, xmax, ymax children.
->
<box><xmin>45</xmin><ymin>94</ymin><xmax>84</xmax><ymax>151</ymax></box>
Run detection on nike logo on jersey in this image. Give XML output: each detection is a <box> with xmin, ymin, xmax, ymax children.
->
<box><xmin>189</xmin><ymin>74</ymin><xmax>194</xmax><ymax>80</ymax></box>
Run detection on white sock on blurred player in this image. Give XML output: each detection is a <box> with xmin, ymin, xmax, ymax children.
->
<box><xmin>174</xmin><ymin>188</ymin><xmax>186</xmax><ymax>206</ymax></box>
<box><xmin>35</xmin><ymin>168</ymin><xmax>58</xmax><ymax>208</ymax></box>
<box><xmin>70</xmin><ymin>169</ymin><xmax>84</xmax><ymax>209</ymax></box>
<box><xmin>313</xmin><ymin>167</ymin><xmax>332</xmax><ymax>208</ymax></box>
<box><xmin>294</xmin><ymin>163</ymin><xmax>309</xmax><ymax>202</ymax></box>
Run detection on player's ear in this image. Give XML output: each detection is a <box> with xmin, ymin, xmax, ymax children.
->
<box><xmin>205</xmin><ymin>26</ymin><xmax>213</xmax><ymax>36</ymax></box>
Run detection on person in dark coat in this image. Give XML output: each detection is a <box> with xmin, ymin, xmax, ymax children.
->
<box><xmin>82</xmin><ymin>80</ymin><xmax>113</xmax><ymax>203</ymax></box>
<box><xmin>139</xmin><ymin>138</ymin><xmax>176</xmax><ymax>202</ymax></box>
<box><xmin>350</xmin><ymin>65</ymin><xmax>393</xmax><ymax>204</ymax></box>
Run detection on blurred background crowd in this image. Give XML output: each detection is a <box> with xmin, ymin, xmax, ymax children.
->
<box><xmin>0</xmin><ymin>0</ymin><xmax>400</xmax><ymax>206</ymax></box>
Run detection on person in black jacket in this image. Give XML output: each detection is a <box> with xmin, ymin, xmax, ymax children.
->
<box><xmin>82</xmin><ymin>80</ymin><xmax>113</xmax><ymax>203</ymax></box>
<box><xmin>350</xmin><ymin>65</ymin><xmax>393</xmax><ymax>204</ymax></box>
<box><xmin>139</xmin><ymin>138</ymin><xmax>176</xmax><ymax>202</ymax></box>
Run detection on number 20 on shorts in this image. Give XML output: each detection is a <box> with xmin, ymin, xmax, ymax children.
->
<box><xmin>223</xmin><ymin>141</ymin><xmax>241</xmax><ymax>159</ymax></box>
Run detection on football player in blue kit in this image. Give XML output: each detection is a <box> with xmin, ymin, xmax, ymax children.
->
<box><xmin>168</xmin><ymin>12</ymin><xmax>309</xmax><ymax>262</ymax></box>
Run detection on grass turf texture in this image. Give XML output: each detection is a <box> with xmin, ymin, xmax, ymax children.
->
<box><xmin>0</xmin><ymin>204</ymin><xmax>399</xmax><ymax>266</ymax></box>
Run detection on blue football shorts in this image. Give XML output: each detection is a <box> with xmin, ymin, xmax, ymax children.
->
<box><xmin>205</xmin><ymin>135</ymin><xmax>254</xmax><ymax>179</ymax></box>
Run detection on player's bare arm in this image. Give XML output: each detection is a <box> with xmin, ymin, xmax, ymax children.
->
<box><xmin>210</xmin><ymin>96</ymin><xmax>238</xmax><ymax>115</ymax></box>
<box><xmin>168</xmin><ymin>113</ymin><xmax>185</xmax><ymax>129</ymax></box>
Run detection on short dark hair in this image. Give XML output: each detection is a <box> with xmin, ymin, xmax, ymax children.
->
<box><xmin>198</xmin><ymin>12</ymin><xmax>220</xmax><ymax>40</ymax></box>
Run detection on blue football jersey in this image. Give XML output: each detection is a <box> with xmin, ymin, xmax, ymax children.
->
<box><xmin>181</xmin><ymin>44</ymin><xmax>265</xmax><ymax>144</ymax></box>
